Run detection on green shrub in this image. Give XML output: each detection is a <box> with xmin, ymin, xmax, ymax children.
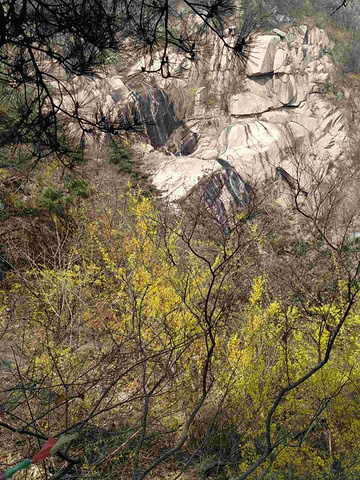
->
<box><xmin>108</xmin><ymin>139</ymin><xmax>134</xmax><ymax>173</ymax></box>
<box><xmin>65</xmin><ymin>174</ymin><xmax>90</xmax><ymax>198</ymax></box>
<box><xmin>292</xmin><ymin>239</ymin><xmax>309</xmax><ymax>256</ymax></box>
<box><xmin>39</xmin><ymin>187</ymin><xmax>70</xmax><ymax>216</ymax></box>
<box><xmin>331</xmin><ymin>39</ymin><xmax>350</xmax><ymax>67</ymax></box>
<box><xmin>322</xmin><ymin>79</ymin><xmax>332</xmax><ymax>93</ymax></box>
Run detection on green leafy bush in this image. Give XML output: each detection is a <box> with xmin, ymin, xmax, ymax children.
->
<box><xmin>292</xmin><ymin>239</ymin><xmax>309</xmax><ymax>256</ymax></box>
<box><xmin>39</xmin><ymin>187</ymin><xmax>70</xmax><ymax>216</ymax></box>
<box><xmin>108</xmin><ymin>139</ymin><xmax>134</xmax><ymax>173</ymax></box>
<box><xmin>65</xmin><ymin>174</ymin><xmax>90</xmax><ymax>198</ymax></box>
<box><xmin>322</xmin><ymin>79</ymin><xmax>333</xmax><ymax>94</ymax></box>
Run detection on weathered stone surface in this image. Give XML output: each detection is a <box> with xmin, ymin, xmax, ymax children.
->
<box><xmin>164</xmin><ymin>125</ymin><xmax>197</xmax><ymax>156</ymax></box>
<box><xmin>133</xmin><ymin>88</ymin><xmax>182</xmax><ymax>148</ymax></box>
<box><xmin>286</xmin><ymin>25</ymin><xmax>308</xmax><ymax>47</ymax></box>
<box><xmin>273</xmin><ymin>48</ymin><xmax>287</xmax><ymax>72</ymax></box>
<box><xmin>200</xmin><ymin>149</ymin><xmax>219</xmax><ymax>160</ymax></box>
<box><xmin>273</xmin><ymin>28</ymin><xmax>286</xmax><ymax>38</ymax></box>
<box><xmin>246</xmin><ymin>74</ymin><xmax>274</xmax><ymax>96</ymax></box>
<box><xmin>57</xmin><ymin>22</ymin><xmax>349</xmax><ymax>214</ymax></box>
<box><xmin>247</xmin><ymin>35</ymin><xmax>280</xmax><ymax>75</ymax></box>
<box><xmin>216</xmin><ymin>121</ymin><xmax>289</xmax><ymax>183</ymax></box>
<box><xmin>151</xmin><ymin>156</ymin><xmax>220</xmax><ymax>201</ymax></box>
<box><xmin>259</xmin><ymin>109</ymin><xmax>298</xmax><ymax>124</ymax></box>
<box><xmin>308</xmin><ymin>27</ymin><xmax>330</xmax><ymax>48</ymax></box>
<box><xmin>106</xmin><ymin>77</ymin><xmax>129</xmax><ymax>103</ymax></box>
<box><xmin>313</xmin><ymin>71</ymin><xmax>330</xmax><ymax>83</ymax></box>
<box><xmin>287</xmin><ymin>73</ymin><xmax>310</xmax><ymax>106</ymax></box>
<box><xmin>194</xmin><ymin>87</ymin><xmax>207</xmax><ymax>117</ymax></box>
<box><xmin>273</xmin><ymin>73</ymin><xmax>296</xmax><ymax>104</ymax></box>
<box><xmin>299</xmin><ymin>25</ymin><xmax>309</xmax><ymax>44</ymax></box>
<box><xmin>229</xmin><ymin>91</ymin><xmax>276</xmax><ymax>115</ymax></box>
<box><xmin>222</xmin><ymin>26</ymin><xmax>335</xmax><ymax>115</ymax></box>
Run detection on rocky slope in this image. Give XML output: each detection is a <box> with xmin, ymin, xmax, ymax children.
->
<box><xmin>55</xmin><ymin>23</ymin><xmax>350</xmax><ymax>214</ymax></box>
<box><xmin>147</xmin><ymin>25</ymin><xmax>348</xmax><ymax>204</ymax></box>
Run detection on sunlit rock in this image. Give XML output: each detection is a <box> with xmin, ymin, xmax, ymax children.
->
<box><xmin>273</xmin><ymin>73</ymin><xmax>297</xmax><ymax>104</ymax></box>
<box><xmin>229</xmin><ymin>91</ymin><xmax>277</xmax><ymax>115</ymax></box>
<box><xmin>273</xmin><ymin>48</ymin><xmax>287</xmax><ymax>73</ymax></box>
<box><xmin>151</xmin><ymin>156</ymin><xmax>220</xmax><ymax>201</ymax></box>
<box><xmin>58</xmin><ymin>22</ymin><xmax>350</xmax><ymax>219</ymax></box>
<box><xmin>247</xmin><ymin>35</ymin><xmax>280</xmax><ymax>75</ymax></box>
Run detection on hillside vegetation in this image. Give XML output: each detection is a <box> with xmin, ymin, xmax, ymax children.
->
<box><xmin>2</xmin><ymin>0</ymin><xmax>360</xmax><ymax>479</ymax></box>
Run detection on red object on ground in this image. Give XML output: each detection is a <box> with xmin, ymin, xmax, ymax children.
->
<box><xmin>33</xmin><ymin>438</ymin><xmax>57</xmax><ymax>463</ymax></box>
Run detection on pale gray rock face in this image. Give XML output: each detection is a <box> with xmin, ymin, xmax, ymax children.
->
<box><xmin>273</xmin><ymin>73</ymin><xmax>297</xmax><ymax>104</ymax></box>
<box><xmin>55</xmin><ymin>75</ymin><xmax>132</xmax><ymax>146</ymax></box>
<box><xmin>151</xmin><ymin>156</ymin><xmax>220</xmax><ymax>201</ymax></box>
<box><xmin>273</xmin><ymin>48</ymin><xmax>287</xmax><ymax>72</ymax></box>
<box><xmin>143</xmin><ymin>24</ymin><xmax>348</xmax><ymax>212</ymax></box>
<box><xmin>56</xmin><ymin>22</ymin><xmax>349</xmax><ymax>221</ymax></box>
<box><xmin>246</xmin><ymin>35</ymin><xmax>281</xmax><ymax>75</ymax></box>
<box><xmin>229</xmin><ymin>91</ymin><xmax>276</xmax><ymax>115</ymax></box>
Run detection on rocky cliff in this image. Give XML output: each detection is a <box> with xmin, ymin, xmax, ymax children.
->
<box><xmin>56</xmin><ymin>22</ymin><xmax>351</xmax><ymax>216</ymax></box>
<box><xmin>146</xmin><ymin>25</ymin><xmax>348</xmax><ymax>205</ymax></box>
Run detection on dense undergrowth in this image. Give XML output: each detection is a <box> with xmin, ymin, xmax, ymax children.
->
<box><xmin>1</xmin><ymin>172</ymin><xmax>360</xmax><ymax>479</ymax></box>
<box><xmin>2</xmin><ymin>1</ymin><xmax>360</xmax><ymax>479</ymax></box>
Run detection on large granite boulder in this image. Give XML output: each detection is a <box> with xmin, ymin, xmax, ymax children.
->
<box><xmin>246</xmin><ymin>35</ymin><xmax>281</xmax><ymax>75</ymax></box>
<box><xmin>273</xmin><ymin>73</ymin><xmax>297</xmax><ymax>104</ymax></box>
<box><xmin>151</xmin><ymin>156</ymin><xmax>220</xmax><ymax>201</ymax></box>
<box><xmin>229</xmin><ymin>91</ymin><xmax>277</xmax><ymax>115</ymax></box>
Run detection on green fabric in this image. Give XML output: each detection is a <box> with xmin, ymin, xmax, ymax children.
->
<box><xmin>50</xmin><ymin>433</ymin><xmax>79</xmax><ymax>454</ymax></box>
<box><xmin>1</xmin><ymin>459</ymin><xmax>32</xmax><ymax>479</ymax></box>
